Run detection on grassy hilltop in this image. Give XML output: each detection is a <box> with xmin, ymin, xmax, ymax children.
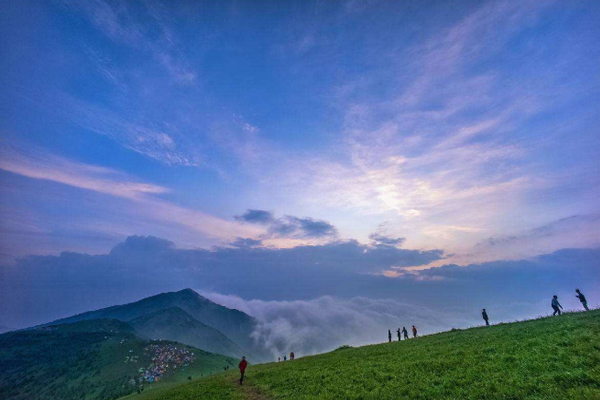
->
<box><xmin>125</xmin><ymin>310</ymin><xmax>600</xmax><ymax>400</ymax></box>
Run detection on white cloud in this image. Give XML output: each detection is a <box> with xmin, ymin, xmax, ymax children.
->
<box><xmin>0</xmin><ymin>145</ymin><xmax>169</xmax><ymax>200</ymax></box>
<box><xmin>260</xmin><ymin>1</ymin><xmax>591</xmax><ymax>264</ymax></box>
<box><xmin>62</xmin><ymin>96</ymin><xmax>200</xmax><ymax>167</ymax></box>
<box><xmin>201</xmin><ymin>292</ymin><xmax>476</xmax><ymax>358</ymax></box>
<box><xmin>0</xmin><ymin>145</ymin><xmax>261</xmax><ymax>242</ymax></box>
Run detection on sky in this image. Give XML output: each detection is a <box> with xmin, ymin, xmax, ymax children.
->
<box><xmin>0</xmin><ymin>0</ymin><xmax>599</xmax><ymax>349</ymax></box>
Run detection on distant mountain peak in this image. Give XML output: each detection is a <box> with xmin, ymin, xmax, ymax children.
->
<box><xmin>40</xmin><ymin>288</ymin><xmax>271</xmax><ymax>362</ymax></box>
<box><xmin>170</xmin><ymin>288</ymin><xmax>216</xmax><ymax>304</ymax></box>
<box><xmin>176</xmin><ymin>288</ymin><xmax>200</xmax><ymax>296</ymax></box>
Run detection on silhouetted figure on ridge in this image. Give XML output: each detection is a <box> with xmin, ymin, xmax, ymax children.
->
<box><xmin>551</xmin><ymin>295</ymin><xmax>563</xmax><ymax>316</ymax></box>
<box><xmin>402</xmin><ymin>326</ymin><xmax>409</xmax><ymax>340</ymax></box>
<box><xmin>412</xmin><ymin>325</ymin><xmax>418</xmax><ymax>338</ymax></box>
<box><xmin>482</xmin><ymin>309</ymin><xmax>490</xmax><ymax>326</ymax></box>
<box><xmin>290</xmin><ymin>351</ymin><xmax>295</xmax><ymax>360</ymax></box>
<box><xmin>388</xmin><ymin>329</ymin><xmax>392</xmax><ymax>343</ymax></box>
<box><xmin>576</xmin><ymin>289</ymin><xmax>589</xmax><ymax>311</ymax></box>
<box><xmin>397</xmin><ymin>328</ymin><xmax>401</xmax><ymax>341</ymax></box>
<box><xmin>238</xmin><ymin>356</ymin><xmax>248</xmax><ymax>385</ymax></box>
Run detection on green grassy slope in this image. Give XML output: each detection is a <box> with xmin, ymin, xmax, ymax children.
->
<box><xmin>126</xmin><ymin>310</ymin><xmax>600</xmax><ymax>400</ymax></box>
<box><xmin>0</xmin><ymin>320</ymin><xmax>238</xmax><ymax>400</ymax></box>
<box><xmin>130</xmin><ymin>306</ymin><xmax>246</xmax><ymax>358</ymax></box>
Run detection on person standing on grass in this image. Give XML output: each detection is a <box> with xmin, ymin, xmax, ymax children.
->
<box><xmin>482</xmin><ymin>309</ymin><xmax>490</xmax><ymax>326</ymax></box>
<box><xmin>576</xmin><ymin>289</ymin><xmax>589</xmax><ymax>311</ymax></box>
<box><xmin>412</xmin><ymin>325</ymin><xmax>418</xmax><ymax>338</ymax></box>
<box><xmin>388</xmin><ymin>329</ymin><xmax>392</xmax><ymax>343</ymax></box>
<box><xmin>397</xmin><ymin>328</ymin><xmax>401</xmax><ymax>341</ymax></box>
<box><xmin>551</xmin><ymin>295</ymin><xmax>563</xmax><ymax>316</ymax></box>
<box><xmin>402</xmin><ymin>326</ymin><xmax>409</xmax><ymax>340</ymax></box>
<box><xmin>238</xmin><ymin>356</ymin><xmax>248</xmax><ymax>385</ymax></box>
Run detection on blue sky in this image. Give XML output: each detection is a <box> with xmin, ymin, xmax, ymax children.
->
<box><xmin>0</xmin><ymin>1</ymin><xmax>599</xmax><ymax>334</ymax></box>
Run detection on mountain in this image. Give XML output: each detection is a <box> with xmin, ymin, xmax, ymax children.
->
<box><xmin>41</xmin><ymin>318</ymin><xmax>135</xmax><ymax>334</ymax></box>
<box><xmin>45</xmin><ymin>289</ymin><xmax>269</xmax><ymax>361</ymax></box>
<box><xmin>128</xmin><ymin>310</ymin><xmax>600</xmax><ymax>400</ymax></box>
<box><xmin>129</xmin><ymin>306</ymin><xmax>245</xmax><ymax>358</ymax></box>
<box><xmin>0</xmin><ymin>319</ymin><xmax>237</xmax><ymax>400</ymax></box>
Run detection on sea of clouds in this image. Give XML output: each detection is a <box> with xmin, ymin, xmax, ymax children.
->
<box><xmin>201</xmin><ymin>292</ymin><xmax>492</xmax><ymax>359</ymax></box>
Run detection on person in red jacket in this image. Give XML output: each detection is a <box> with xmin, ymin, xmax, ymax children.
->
<box><xmin>412</xmin><ymin>325</ymin><xmax>418</xmax><ymax>338</ymax></box>
<box><xmin>238</xmin><ymin>356</ymin><xmax>248</xmax><ymax>385</ymax></box>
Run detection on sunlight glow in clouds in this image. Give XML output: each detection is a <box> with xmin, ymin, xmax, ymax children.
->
<box><xmin>1</xmin><ymin>0</ymin><xmax>599</xmax><ymax>269</ymax></box>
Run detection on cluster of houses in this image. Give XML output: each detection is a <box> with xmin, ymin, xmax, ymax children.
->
<box><xmin>133</xmin><ymin>343</ymin><xmax>196</xmax><ymax>384</ymax></box>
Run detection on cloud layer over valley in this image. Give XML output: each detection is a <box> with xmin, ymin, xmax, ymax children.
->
<box><xmin>1</xmin><ymin>235</ymin><xmax>597</xmax><ymax>354</ymax></box>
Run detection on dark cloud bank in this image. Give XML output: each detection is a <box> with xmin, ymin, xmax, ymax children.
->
<box><xmin>369</xmin><ymin>232</ymin><xmax>405</xmax><ymax>247</ymax></box>
<box><xmin>1</xmin><ymin>235</ymin><xmax>598</xmax><ymax>356</ymax></box>
<box><xmin>235</xmin><ymin>209</ymin><xmax>338</xmax><ymax>239</ymax></box>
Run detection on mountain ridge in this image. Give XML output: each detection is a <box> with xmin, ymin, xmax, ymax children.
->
<box><xmin>41</xmin><ymin>288</ymin><xmax>269</xmax><ymax>362</ymax></box>
<box><xmin>129</xmin><ymin>306</ymin><xmax>247</xmax><ymax>358</ymax></box>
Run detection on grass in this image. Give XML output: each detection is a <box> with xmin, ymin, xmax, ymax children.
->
<box><xmin>125</xmin><ymin>310</ymin><xmax>600</xmax><ymax>400</ymax></box>
<box><xmin>119</xmin><ymin>375</ymin><xmax>247</xmax><ymax>400</ymax></box>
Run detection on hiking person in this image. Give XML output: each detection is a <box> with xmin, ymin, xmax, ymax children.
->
<box><xmin>397</xmin><ymin>328</ymin><xmax>401</xmax><ymax>341</ymax></box>
<box><xmin>576</xmin><ymin>289</ymin><xmax>589</xmax><ymax>311</ymax></box>
<box><xmin>238</xmin><ymin>356</ymin><xmax>248</xmax><ymax>385</ymax></box>
<box><xmin>551</xmin><ymin>295</ymin><xmax>563</xmax><ymax>316</ymax></box>
<box><xmin>482</xmin><ymin>309</ymin><xmax>490</xmax><ymax>326</ymax></box>
<box><xmin>278</xmin><ymin>357</ymin><xmax>280</xmax><ymax>362</ymax></box>
<box><xmin>388</xmin><ymin>329</ymin><xmax>392</xmax><ymax>343</ymax></box>
<box><xmin>402</xmin><ymin>326</ymin><xmax>409</xmax><ymax>340</ymax></box>
<box><xmin>412</xmin><ymin>325</ymin><xmax>418</xmax><ymax>338</ymax></box>
<box><xmin>290</xmin><ymin>351</ymin><xmax>295</xmax><ymax>360</ymax></box>
<box><xmin>284</xmin><ymin>355</ymin><xmax>287</xmax><ymax>361</ymax></box>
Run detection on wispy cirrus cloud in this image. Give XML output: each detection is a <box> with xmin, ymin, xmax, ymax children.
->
<box><xmin>18</xmin><ymin>91</ymin><xmax>202</xmax><ymax>167</ymax></box>
<box><xmin>0</xmin><ymin>144</ymin><xmax>169</xmax><ymax>199</ymax></box>
<box><xmin>262</xmin><ymin>0</ymin><xmax>598</xmax><ymax>264</ymax></box>
<box><xmin>2</xmin><ymin>0</ymin><xmax>598</xmax><ymax>270</ymax></box>
<box><xmin>64</xmin><ymin>0</ymin><xmax>196</xmax><ymax>84</ymax></box>
<box><xmin>460</xmin><ymin>214</ymin><xmax>600</xmax><ymax>264</ymax></box>
<box><xmin>0</xmin><ymin>144</ymin><xmax>261</xmax><ymax>243</ymax></box>
<box><xmin>81</xmin><ymin>44</ymin><xmax>129</xmax><ymax>92</ymax></box>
